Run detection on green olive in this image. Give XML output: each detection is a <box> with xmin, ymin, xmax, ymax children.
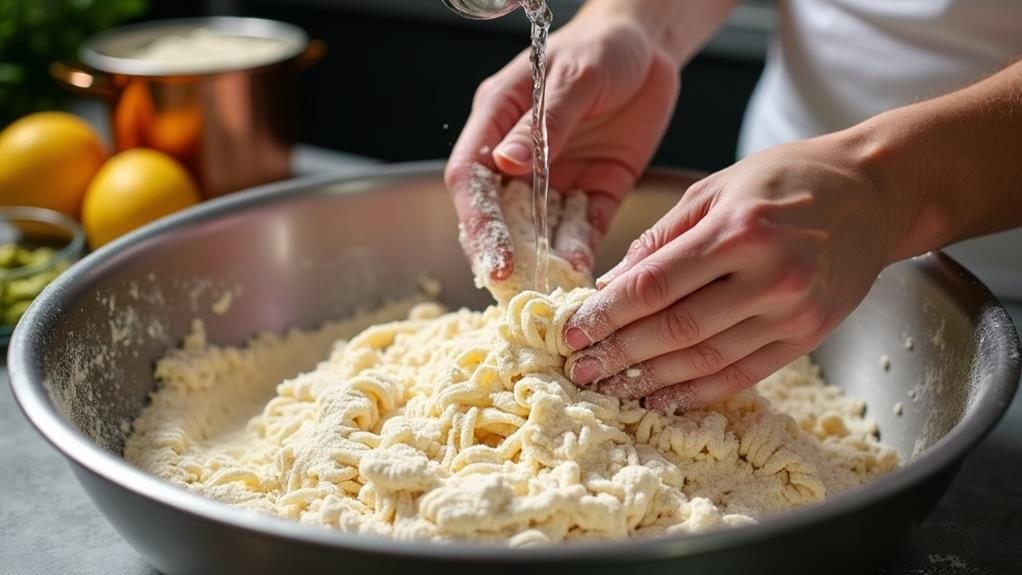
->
<box><xmin>0</xmin><ymin>242</ymin><xmax>67</xmax><ymax>326</ymax></box>
<box><xmin>0</xmin><ymin>244</ymin><xmax>17</xmax><ymax>268</ymax></box>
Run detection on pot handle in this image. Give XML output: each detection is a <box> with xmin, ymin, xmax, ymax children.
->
<box><xmin>50</xmin><ymin>61</ymin><xmax>116</xmax><ymax>98</ymax></box>
<box><xmin>293</xmin><ymin>39</ymin><xmax>327</xmax><ymax>71</ymax></box>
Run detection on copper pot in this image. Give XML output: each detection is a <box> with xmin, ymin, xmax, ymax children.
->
<box><xmin>52</xmin><ymin>17</ymin><xmax>325</xmax><ymax>198</ymax></box>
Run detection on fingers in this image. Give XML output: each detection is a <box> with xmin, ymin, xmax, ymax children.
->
<box><xmin>445</xmin><ymin>58</ymin><xmax>533</xmax><ymax>281</ymax></box>
<box><xmin>452</xmin><ymin>165</ymin><xmax>514</xmax><ymax>281</ymax></box>
<box><xmin>596</xmin><ymin>178</ymin><xmax>715</xmax><ymax>289</ymax></box>
<box><xmin>553</xmin><ymin>192</ymin><xmax>619</xmax><ymax>272</ymax></box>
<box><xmin>564</xmin><ymin>213</ymin><xmax>731</xmax><ymax>351</ymax></box>
<box><xmin>566</xmin><ymin>277</ymin><xmax>760</xmax><ymax>386</ymax></box>
<box><xmin>494</xmin><ymin>59</ymin><xmax>600</xmax><ymax>175</ymax></box>
<box><xmin>644</xmin><ymin>341</ymin><xmax>808</xmax><ymax>413</ymax></box>
<box><xmin>596</xmin><ymin>316</ymin><xmax>781</xmax><ymax>399</ymax></box>
<box><xmin>549</xmin><ymin>54</ymin><xmax>682</xmax><ymax>270</ymax></box>
<box><xmin>552</xmin><ymin>191</ymin><xmax>595</xmax><ymax>272</ymax></box>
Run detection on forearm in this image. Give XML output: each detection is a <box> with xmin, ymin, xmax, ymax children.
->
<box><xmin>576</xmin><ymin>0</ymin><xmax>739</xmax><ymax>66</ymax></box>
<box><xmin>845</xmin><ymin>58</ymin><xmax>1022</xmax><ymax>261</ymax></box>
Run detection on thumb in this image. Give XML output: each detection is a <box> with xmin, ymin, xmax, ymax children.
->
<box><xmin>493</xmin><ymin>62</ymin><xmax>599</xmax><ymax>175</ymax></box>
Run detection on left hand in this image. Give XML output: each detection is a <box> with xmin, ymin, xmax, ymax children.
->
<box><xmin>445</xmin><ymin>13</ymin><xmax>680</xmax><ymax>279</ymax></box>
<box><xmin>562</xmin><ymin>132</ymin><xmax>910</xmax><ymax>412</ymax></box>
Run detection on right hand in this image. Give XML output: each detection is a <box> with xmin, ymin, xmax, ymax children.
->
<box><xmin>562</xmin><ymin>133</ymin><xmax>908</xmax><ymax>412</ymax></box>
<box><xmin>445</xmin><ymin>10</ymin><xmax>680</xmax><ymax>281</ymax></box>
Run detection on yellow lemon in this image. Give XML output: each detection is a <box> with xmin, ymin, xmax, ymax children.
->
<box><xmin>83</xmin><ymin>149</ymin><xmax>200</xmax><ymax>249</ymax></box>
<box><xmin>0</xmin><ymin>112</ymin><xmax>107</xmax><ymax>218</ymax></box>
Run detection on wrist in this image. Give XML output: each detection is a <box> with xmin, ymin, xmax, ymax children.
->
<box><xmin>576</xmin><ymin>0</ymin><xmax>735</xmax><ymax>67</ymax></box>
<box><xmin>837</xmin><ymin>112</ymin><xmax>957</xmax><ymax>263</ymax></box>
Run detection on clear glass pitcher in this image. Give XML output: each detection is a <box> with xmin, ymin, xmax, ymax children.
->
<box><xmin>443</xmin><ymin>0</ymin><xmax>523</xmax><ymax>20</ymax></box>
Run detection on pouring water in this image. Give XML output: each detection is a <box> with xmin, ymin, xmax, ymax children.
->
<box><xmin>444</xmin><ymin>0</ymin><xmax>554</xmax><ymax>293</ymax></box>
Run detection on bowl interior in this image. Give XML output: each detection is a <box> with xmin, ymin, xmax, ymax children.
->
<box><xmin>20</xmin><ymin>168</ymin><xmax>1017</xmax><ymax>464</ymax></box>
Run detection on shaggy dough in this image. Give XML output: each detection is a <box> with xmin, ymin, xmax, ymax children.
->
<box><xmin>125</xmin><ymin>173</ymin><xmax>897</xmax><ymax>545</ymax></box>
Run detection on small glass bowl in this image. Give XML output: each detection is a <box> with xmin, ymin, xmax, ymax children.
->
<box><xmin>0</xmin><ymin>207</ymin><xmax>86</xmax><ymax>345</ymax></box>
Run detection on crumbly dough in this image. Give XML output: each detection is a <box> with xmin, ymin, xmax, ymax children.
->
<box><xmin>125</xmin><ymin>174</ymin><xmax>898</xmax><ymax>546</ymax></box>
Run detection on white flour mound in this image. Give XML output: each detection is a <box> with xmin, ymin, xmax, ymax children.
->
<box><xmin>130</xmin><ymin>28</ymin><xmax>294</xmax><ymax>72</ymax></box>
<box><xmin>125</xmin><ymin>170</ymin><xmax>898</xmax><ymax>546</ymax></box>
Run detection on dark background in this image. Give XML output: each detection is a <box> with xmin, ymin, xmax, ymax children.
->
<box><xmin>145</xmin><ymin>0</ymin><xmax>766</xmax><ymax>172</ymax></box>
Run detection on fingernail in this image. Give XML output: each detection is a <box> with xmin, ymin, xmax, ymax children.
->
<box><xmin>495</xmin><ymin>142</ymin><xmax>531</xmax><ymax>166</ymax></box>
<box><xmin>564</xmin><ymin>327</ymin><xmax>591</xmax><ymax>352</ymax></box>
<box><xmin>569</xmin><ymin>357</ymin><xmax>600</xmax><ymax>385</ymax></box>
<box><xmin>596</xmin><ymin>259</ymin><xmax>627</xmax><ymax>289</ymax></box>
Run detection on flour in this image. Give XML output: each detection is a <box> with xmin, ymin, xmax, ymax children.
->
<box><xmin>459</xmin><ymin>163</ymin><xmax>512</xmax><ymax>282</ymax></box>
<box><xmin>130</xmin><ymin>28</ymin><xmax>295</xmax><ymax>73</ymax></box>
<box><xmin>126</xmin><ymin>178</ymin><xmax>898</xmax><ymax>545</ymax></box>
<box><xmin>210</xmin><ymin>287</ymin><xmax>242</xmax><ymax>316</ymax></box>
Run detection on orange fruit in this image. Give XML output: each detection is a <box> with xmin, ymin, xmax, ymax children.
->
<box><xmin>0</xmin><ymin>112</ymin><xmax>107</xmax><ymax>218</ymax></box>
<box><xmin>82</xmin><ymin>149</ymin><xmax>200</xmax><ymax>248</ymax></box>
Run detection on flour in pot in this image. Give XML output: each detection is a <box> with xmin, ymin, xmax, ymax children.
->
<box><xmin>125</xmin><ymin>168</ymin><xmax>898</xmax><ymax>545</ymax></box>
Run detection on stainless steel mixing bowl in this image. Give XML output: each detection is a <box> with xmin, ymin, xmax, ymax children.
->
<box><xmin>8</xmin><ymin>163</ymin><xmax>1020</xmax><ymax>575</ymax></box>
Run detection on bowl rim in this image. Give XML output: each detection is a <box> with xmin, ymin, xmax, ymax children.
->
<box><xmin>7</xmin><ymin>161</ymin><xmax>1021</xmax><ymax>562</ymax></box>
<box><xmin>80</xmin><ymin>16</ymin><xmax>309</xmax><ymax>78</ymax></box>
<box><xmin>0</xmin><ymin>206</ymin><xmax>85</xmax><ymax>281</ymax></box>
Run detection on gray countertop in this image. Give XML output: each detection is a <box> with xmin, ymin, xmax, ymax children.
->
<box><xmin>1</xmin><ymin>148</ymin><xmax>1020</xmax><ymax>573</ymax></box>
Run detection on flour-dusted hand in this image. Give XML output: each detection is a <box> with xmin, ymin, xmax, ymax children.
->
<box><xmin>564</xmin><ymin>134</ymin><xmax>906</xmax><ymax>412</ymax></box>
<box><xmin>565</xmin><ymin>54</ymin><xmax>1022</xmax><ymax>412</ymax></box>
<box><xmin>445</xmin><ymin>4</ymin><xmax>683</xmax><ymax>280</ymax></box>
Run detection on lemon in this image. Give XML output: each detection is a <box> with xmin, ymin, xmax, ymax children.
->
<box><xmin>0</xmin><ymin>112</ymin><xmax>107</xmax><ymax>218</ymax></box>
<box><xmin>83</xmin><ymin>149</ymin><xmax>201</xmax><ymax>249</ymax></box>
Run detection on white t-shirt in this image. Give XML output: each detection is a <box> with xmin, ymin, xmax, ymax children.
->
<box><xmin>738</xmin><ymin>0</ymin><xmax>1022</xmax><ymax>298</ymax></box>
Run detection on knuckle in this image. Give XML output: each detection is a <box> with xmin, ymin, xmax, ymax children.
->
<box><xmin>720</xmin><ymin>364</ymin><xmax>755</xmax><ymax>394</ymax></box>
<box><xmin>730</xmin><ymin>203</ymin><xmax>780</xmax><ymax>249</ymax></box>
<box><xmin>474</xmin><ymin>76</ymin><xmax>501</xmax><ymax>104</ymax></box>
<box><xmin>474</xmin><ymin>78</ymin><xmax>526</xmax><ymax>129</ymax></box>
<box><xmin>689</xmin><ymin>342</ymin><xmax>725</xmax><ymax>375</ymax></box>
<box><xmin>626</xmin><ymin>262</ymin><xmax>671</xmax><ymax>311</ymax></box>
<box><xmin>684</xmin><ymin>178</ymin><xmax>711</xmax><ymax>200</ymax></box>
<box><xmin>791</xmin><ymin>302</ymin><xmax>828</xmax><ymax>336</ymax></box>
<box><xmin>658</xmin><ymin>304</ymin><xmax>702</xmax><ymax>347</ymax></box>
<box><xmin>580</xmin><ymin>305</ymin><xmax>616</xmax><ymax>342</ymax></box>
<box><xmin>627</xmin><ymin>228</ymin><xmax>663</xmax><ymax>261</ymax></box>
<box><xmin>551</xmin><ymin>59</ymin><xmax>598</xmax><ymax>90</ymax></box>
<box><xmin>542</xmin><ymin>107</ymin><xmax>564</xmax><ymax>140</ymax></box>
<box><xmin>788</xmin><ymin>332</ymin><xmax>823</xmax><ymax>351</ymax></box>
<box><xmin>772</xmin><ymin>262</ymin><xmax>817</xmax><ymax>298</ymax></box>
<box><xmin>595</xmin><ymin>334</ymin><xmax>632</xmax><ymax>372</ymax></box>
<box><xmin>627</xmin><ymin>232</ymin><xmax>652</xmax><ymax>259</ymax></box>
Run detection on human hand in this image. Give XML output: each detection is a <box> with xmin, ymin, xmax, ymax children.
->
<box><xmin>563</xmin><ymin>133</ymin><xmax>908</xmax><ymax>412</ymax></box>
<box><xmin>445</xmin><ymin>10</ymin><xmax>679</xmax><ymax>281</ymax></box>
